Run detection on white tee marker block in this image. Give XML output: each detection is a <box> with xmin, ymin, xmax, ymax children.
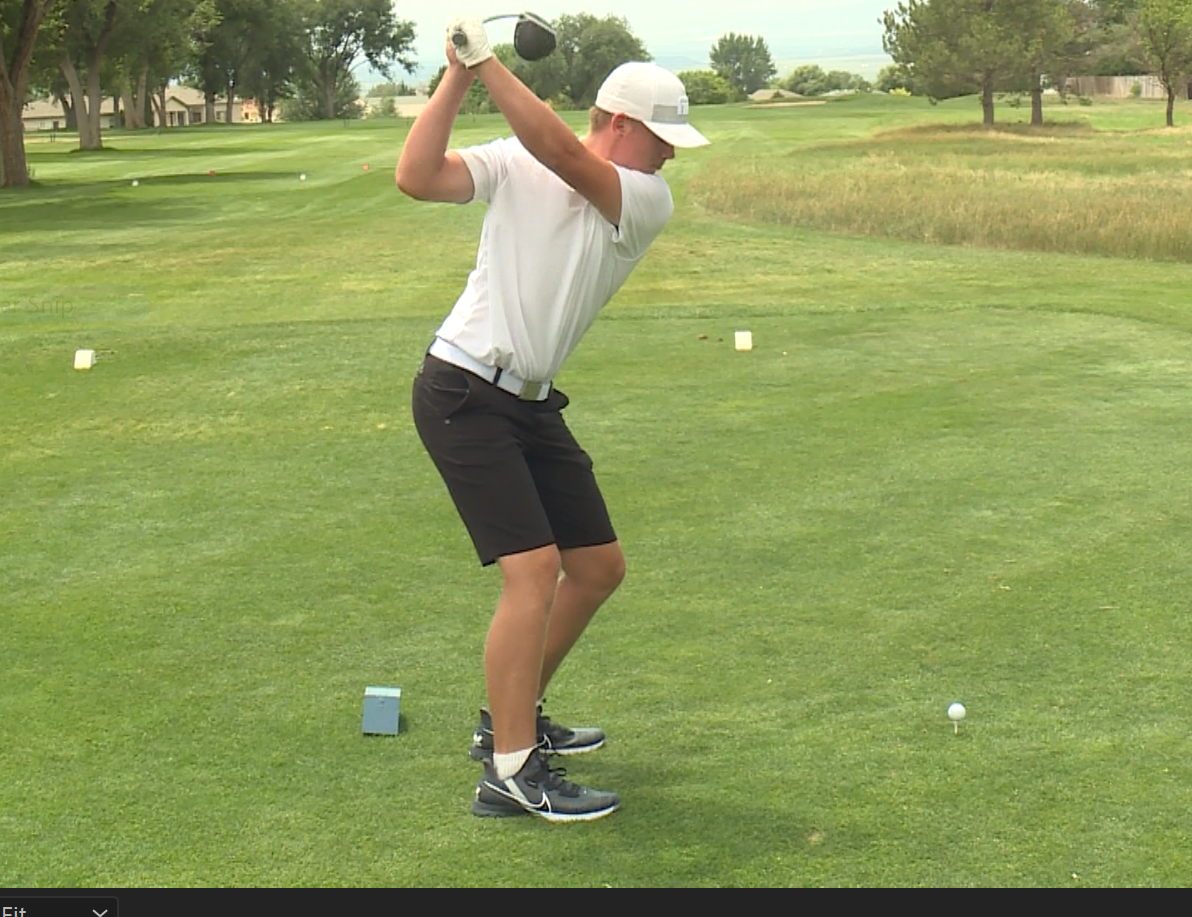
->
<box><xmin>362</xmin><ymin>685</ymin><xmax>402</xmax><ymax>735</ymax></box>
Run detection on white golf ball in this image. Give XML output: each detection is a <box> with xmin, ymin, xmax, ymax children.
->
<box><xmin>948</xmin><ymin>702</ymin><xmax>967</xmax><ymax>722</ymax></box>
<box><xmin>300</xmin><ymin>173</ymin><xmax>307</xmax><ymax>181</ymax></box>
<box><xmin>131</xmin><ymin>179</ymin><xmax>139</xmax><ymax>187</ymax></box>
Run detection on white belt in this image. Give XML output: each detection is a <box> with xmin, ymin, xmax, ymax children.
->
<box><xmin>428</xmin><ymin>338</ymin><xmax>551</xmax><ymax>402</ymax></box>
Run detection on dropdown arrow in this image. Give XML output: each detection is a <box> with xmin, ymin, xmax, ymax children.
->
<box><xmin>93</xmin><ymin>911</ymin><xmax>108</xmax><ymax>916</ymax></box>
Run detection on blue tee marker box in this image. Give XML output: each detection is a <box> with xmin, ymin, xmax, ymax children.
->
<box><xmin>362</xmin><ymin>686</ymin><xmax>402</xmax><ymax>735</ymax></box>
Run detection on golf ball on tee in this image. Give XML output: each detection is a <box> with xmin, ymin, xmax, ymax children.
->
<box><xmin>948</xmin><ymin>702</ymin><xmax>966</xmax><ymax>722</ymax></box>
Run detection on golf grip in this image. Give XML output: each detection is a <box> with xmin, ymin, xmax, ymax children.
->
<box><xmin>453</xmin><ymin>14</ymin><xmax>517</xmax><ymax>49</ymax></box>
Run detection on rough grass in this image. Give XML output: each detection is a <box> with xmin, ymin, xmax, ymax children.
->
<box><xmin>690</xmin><ymin>110</ymin><xmax>1192</xmax><ymax>262</ymax></box>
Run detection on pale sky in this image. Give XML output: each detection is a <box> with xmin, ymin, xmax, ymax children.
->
<box><xmin>393</xmin><ymin>1</ymin><xmax>893</xmax><ymax>79</ymax></box>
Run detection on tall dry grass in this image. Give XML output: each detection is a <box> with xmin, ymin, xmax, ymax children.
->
<box><xmin>689</xmin><ymin>123</ymin><xmax>1192</xmax><ymax>262</ymax></box>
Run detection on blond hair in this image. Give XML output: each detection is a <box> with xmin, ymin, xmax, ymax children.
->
<box><xmin>589</xmin><ymin>107</ymin><xmax>614</xmax><ymax>135</ymax></box>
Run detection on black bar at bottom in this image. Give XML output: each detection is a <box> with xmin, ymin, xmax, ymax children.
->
<box><xmin>0</xmin><ymin>899</ymin><xmax>118</xmax><ymax>917</ymax></box>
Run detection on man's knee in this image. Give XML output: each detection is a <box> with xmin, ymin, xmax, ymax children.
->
<box><xmin>603</xmin><ymin>546</ymin><xmax>626</xmax><ymax>595</ymax></box>
<box><xmin>499</xmin><ymin>545</ymin><xmax>562</xmax><ymax>605</ymax></box>
<box><xmin>564</xmin><ymin>542</ymin><xmax>625</xmax><ymax>598</ymax></box>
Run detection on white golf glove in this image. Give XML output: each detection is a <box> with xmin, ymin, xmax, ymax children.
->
<box><xmin>447</xmin><ymin>17</ymin><xmax>493</xmax><ymax>68</ymax></box>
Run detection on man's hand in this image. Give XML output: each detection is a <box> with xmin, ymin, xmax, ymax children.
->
<box><xmin>446</xmin><ymin>17</ymin><xmax>493</xmax><ymax>68</ymax></box>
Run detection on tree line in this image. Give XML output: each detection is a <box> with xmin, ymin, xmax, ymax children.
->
<box><xmin>4</xmin><ymin>2</ymin><xmax>1190</xmax><ymax>188</ymax></box>
<box><xmin>0</xmin><ymin>5</ymin><xmax>797</xmax><ymax>187</ymax></box>
<box><xmin>433</xmin><ymin>27</ymin><xmax>874</xmax><ymax>112</ymax></box>
<box><xmin>1</xmin><ymin>0</ymin><xmax>415</xmax><ymax>187</ymax></box>
<box><xmin>882</xmin><ymin>0</ymin><xmax>1192</xmax><ymax>127</ymax></box>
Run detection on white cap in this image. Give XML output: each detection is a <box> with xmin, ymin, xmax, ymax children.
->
<box><xmin>595</xmin><ymin>62</ymin><xmax>710</xmax><ymax>148</ymax></box>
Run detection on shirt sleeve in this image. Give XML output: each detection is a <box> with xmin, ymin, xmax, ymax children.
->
<box><xmin>613</xmin><ymin>168</ymin><xmax>675</xmax><ymax>260</ymax></box>
<box><xmin>456</xmin><ymin>137</ymin><xmax>514</xmax><ymax>204</ymax></box>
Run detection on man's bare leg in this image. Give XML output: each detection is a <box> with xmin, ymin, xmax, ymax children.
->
<box><xmin>538</xmin><ymin>541</ymin><xmax>625</xmax><ymax>696</ymax></box>
<box><xmin>486</xmin><ymin>544</ymin><xmax>561</xmax><ymax>756</ymax></box>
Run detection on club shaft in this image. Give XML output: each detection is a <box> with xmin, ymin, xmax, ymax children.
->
<box><xmin>453</xmin><ymin>15</ymin><xmax>515</xmax><ymax>47</ymax></box>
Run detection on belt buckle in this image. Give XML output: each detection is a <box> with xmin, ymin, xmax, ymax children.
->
<box><xmin>518</xmin><ymin>379</ymin><xmax>547</xmax><ymax>401</ymax></box>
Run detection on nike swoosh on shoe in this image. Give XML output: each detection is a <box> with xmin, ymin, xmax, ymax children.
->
<box><xmin>488</xmin><ymin>778</ymin><xmax>550</xmax><ymax>813</ymax></box>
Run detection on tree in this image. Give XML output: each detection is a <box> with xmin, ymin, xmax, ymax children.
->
<box><xmin>369</xmin><ymin>79</ymin><xmax>415</xmax><ymax>97</ymax></box>
<box><xmin>676</xmin><ymin>69</ymin><xmax>736</xmax><ymax>104</ymax></box>
<box><xmin>236</xmin><ymin>0</ymin><xmax>301</xmax><ymax>122</ymax></box>
<box><xmin>883</xmin><ymin>0</ymin><xmax>1035</xmax><ymax>126</ymax></box>
<box><xmin>710</xmin><ymin>32</ymin><xmax>776</xmax><ymax>96</ymax></box>
<box><xmin>26</xmin><ymin>55</ymin><xmax>78</xmax><ymax>130</ymax></box>
<box><xmin>505</xmin><ymin>32</ymin><xmax>569</xmax><ymax>105</ymax></box>
<box><xmin>1137</xmin><ymin>0</ymin><xmax>1192</xmax><ymax>125</ymax></box>
<box><xmin>1084</xmin><ymin>0</ymin><xmax>1151</xmax><ymax>72</ymax></box>
<box><xmin>1046</xmin><ymin>0</ymin><xmax>1106</xmax><ymax>94</ymax></box>
<box><xmin>296</xmin><ymin>0</ymin><xmax>415</xmax><ymax>120</ymax></box>
<box><xmin>1</xmin><ymin>0</ymin><xmax>61</xmax><ymax>187</ymax></box>
<box><xmin>186</xmin><ymin>0</ymin><xmax>301</xmax><ymax>125</ymax></box>
<box><xmin>1001</xmin><ymin>0</ymin><xmax>1075</xmax><ymax>125</ymax></box>
<box><xmin>54</xmin><ymin>0</ymin><xmax>123</xmax><ymax>150</ymax></box>
<box><xmin>884</xmin><ymin>1</ymin><xmax>961</xmax><ymax>101</ymax></box>
<box><xmin>189</xmin><ymin>0</ymin><xmax>262</xmax><ymax>125</ymax></box>
<box><xmin>550</xmin><ymin>13</ymin><xmax>650</xmax><ymax>108</ymax></box>
<box><xmin>111</xmin><ymin>0</ymin><xmax>201</xmax><ymax>129</ymax></box>
<box><xmin>34</xmin><ymin>0</ymin><xmax>174</xmax><ymax>147</ymax></box>
<box><xmin>783</xmin><ymin>63</ymin><xmax>829</xmax><ymax>96</ymax></box>
<box><xmin>782</xmin><ymin>64</ymin><xmax>870</xmax><ymax>96</ymax></box>
<box><xmin>281</xmin><ymin>66</ymin><xmax>360</xmax><ymax>120</ymax></box>
<box><xmin>831</xmin><ymin>70</ymin><xmax>873</xmax><ymax>92</ymax></box>
<box><xmin>875</xmin><ymin>63</ymin><xmax>914</xmax><ymax>92</ymax></box>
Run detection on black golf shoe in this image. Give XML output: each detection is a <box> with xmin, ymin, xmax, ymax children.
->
<box><xmin>469</xmin><ymin>704</ymin><xmax>606</xmax><ymax>762</ymax></box>
<box><xmin>471</xmin><ymin>750</ymin><xmax>619</xmax><ymax>822</ymax></box>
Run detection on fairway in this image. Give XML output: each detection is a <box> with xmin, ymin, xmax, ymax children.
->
<box><xmin>4</xmin><ymin>94</ymin><xmax>1192</xmax><ymax>887</ymax></box>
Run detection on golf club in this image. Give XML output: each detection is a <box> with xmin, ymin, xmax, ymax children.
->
<box><xmin>451</xmin><ymin>12</ymin><xmax>557</xmax><ymax>62</ymax></box>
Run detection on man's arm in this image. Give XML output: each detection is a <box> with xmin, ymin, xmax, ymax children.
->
<box><xmin>472</xmin><ymin>56</ymin><xmax>623</xmax><ymax>226</ymax></box>
<box><xmin>395</xmin><ymin>52</ymin><xmax>477</xmax><ymax>203</ymax></box>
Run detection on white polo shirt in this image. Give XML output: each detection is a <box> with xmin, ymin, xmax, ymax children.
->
<box><xmin>435</xmin><ymin>136</ymin><xmax>674</xmax><ymax>382</ymax></box>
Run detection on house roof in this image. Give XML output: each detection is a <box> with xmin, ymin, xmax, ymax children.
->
<box><xmin>22</xmin><ymin>86</ymin><xmax>245</xmax><ymax>120</ymax></box>
<box><xmin>161</xmin><ymin>85</ymin><xmax>241</xmax><ymax>108</ymax></box>
<box><xmin>23</xmin><ymin>97</ymin><xmax>117</xmax><ymax>118</ymax></box>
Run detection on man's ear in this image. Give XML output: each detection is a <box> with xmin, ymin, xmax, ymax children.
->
<box><xmin>609</xmin><ymin>112</ymin><xmax>633</xmax><ymax>137</ymax></box>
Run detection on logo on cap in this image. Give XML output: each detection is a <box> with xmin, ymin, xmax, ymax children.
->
<box><xmin>651</xmin><ymin>97</ymin><xmax>691</xmax><ymax>125</ymax></box>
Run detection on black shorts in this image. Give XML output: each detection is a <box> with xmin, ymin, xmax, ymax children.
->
<box><xmin>411</xmin><ymin>354</ymin><xmax>617</xmax><ymax>566</ymax></box>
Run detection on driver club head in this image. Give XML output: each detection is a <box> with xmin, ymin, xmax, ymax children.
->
<box><xmin>511</xmin><ymin>12</ymin><xmax>556</xmax><ymax>61</ymax></box>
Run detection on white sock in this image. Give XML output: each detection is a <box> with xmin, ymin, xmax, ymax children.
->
<box><xmin>493</xmin><ymin>747</ymin><xmax>534</xmax><ymax>781</ymax></box>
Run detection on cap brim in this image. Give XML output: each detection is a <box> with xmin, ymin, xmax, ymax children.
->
<box><xmin>642</xmin><ymin>120</ymin><xmax>709</xmax><ymax>148</ymax></box>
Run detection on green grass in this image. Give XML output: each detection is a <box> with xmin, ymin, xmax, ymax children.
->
<box><xmin>4</xmin><ymin>95</ymin><xmax>1192</xmax><ymax>887</ymax></box>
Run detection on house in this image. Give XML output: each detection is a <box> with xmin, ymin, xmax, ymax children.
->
<box><xmin>19</xmin><ymin>86</ymin><xmax>248</xmax><ymax>131</ymax></box>
<box><xmin>360</xmin><ymin>93</ymin><xmax>429</xmax><ymax>118</ymax></box>
<box><xmin>395</xmin><ymin>94</ymin><xmax>430</xmax><ymax>118</ymax></box>
<box><xmin>153</xmin><ymin>86</ymin><xmax>245</xmax><ymax>127</ymax></box>
<box><xmin>20</xmin><ymin>97</ymin><xmax>118</xmax><ymax>132</ymax></box>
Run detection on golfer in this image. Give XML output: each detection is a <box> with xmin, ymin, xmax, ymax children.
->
<box><xmin>396</xmin><ymin>16</ymin><xmax>708</xmax><ymax>822</ymax></box>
